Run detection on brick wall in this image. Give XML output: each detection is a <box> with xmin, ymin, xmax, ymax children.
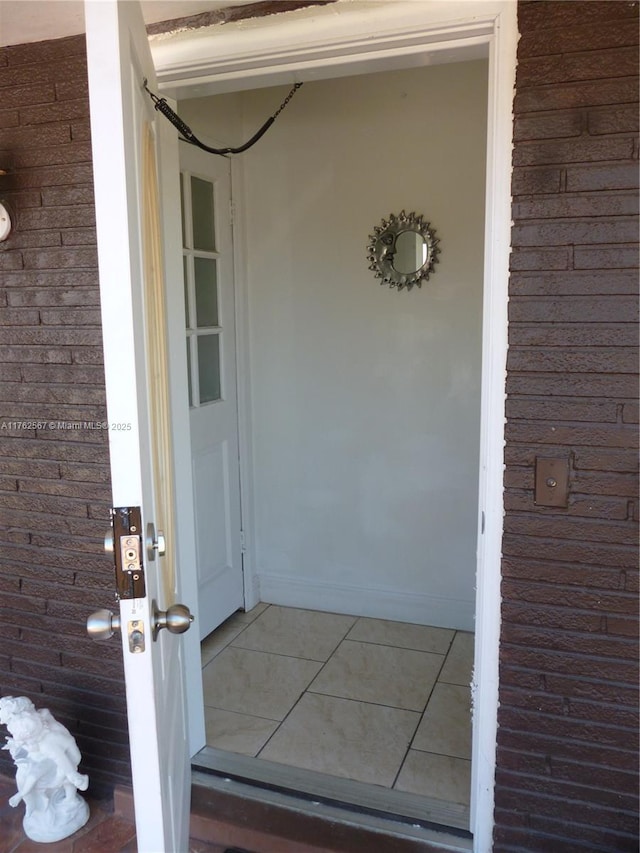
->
<box><xmin>495</xmin><ymin>2</ymin><xmax>639</xmax><ymax>851</ymax></box>
<box><xmin>0</xmin><ymin>35</ymin><xmax>129</xmax><ymax>794</ymax></box>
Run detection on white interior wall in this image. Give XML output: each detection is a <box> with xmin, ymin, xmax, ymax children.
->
<box><xmin>181</xmin><ymin>59</ymin><xmax>488</xmax><ymax>630</ymax></box>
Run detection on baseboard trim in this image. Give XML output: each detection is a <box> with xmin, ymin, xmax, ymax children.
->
<box><xmin>258</xmin><ymin>573</ymin><xmax>475</xmax><ymax>631</ymax></box>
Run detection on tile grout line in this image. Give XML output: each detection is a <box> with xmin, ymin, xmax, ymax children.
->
<box><xmin>391</xmin><ymin>629</ymin><xmax>459</xmax><ymax>790</ymax></box>
<box><xmin>255</xmin><ymin>616</ymin><xmax>361</xmax><ymax>758</ymax></box>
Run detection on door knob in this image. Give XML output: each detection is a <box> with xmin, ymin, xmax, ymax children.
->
<box><xmin>87</xmin><ymin>608</ymin><xmax>121</xmax><ymax>640</ymax></box>
<box><xmin>151</xmin><ymin>600</ymin><xmax>194</xmax><ymax>640</ymax></box>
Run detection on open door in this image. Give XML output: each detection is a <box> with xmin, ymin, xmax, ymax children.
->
<box><xmin>85</xmin><ymin>2</ymin><xmax>191</xmax><ymax>850</ymax></box>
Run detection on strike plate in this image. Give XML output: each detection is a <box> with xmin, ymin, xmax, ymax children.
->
<box><xmin>535</xmin><ymin>457</ymin><xmax>569</xmax><ymax>508</ymax></box>
<box><xmin>110</xmin><ymin>507</ymin><xmax>146</xmax><ymax>599</ymax></box>
<box><xmin>127</xmin><ymin>619</ymin><xmax>145</xmax><ymax>654</ymax></box>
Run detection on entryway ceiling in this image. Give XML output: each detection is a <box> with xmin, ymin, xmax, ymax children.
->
<box><xmin>0</xmin><ymin>1</ymin><xmax>255</xmax><ymax>47</ymax></box>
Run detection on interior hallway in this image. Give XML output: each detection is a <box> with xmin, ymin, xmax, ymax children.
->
<box><xmin>201</xmin><ymin>604</ymin><xmax>474</xmax><ymax>814</ymax></box>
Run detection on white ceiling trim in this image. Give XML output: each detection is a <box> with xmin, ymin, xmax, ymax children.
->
<box><xmin>152</xmin><ymin>0</ymin><xmax>501</xmax><ymax>97</ymax></box>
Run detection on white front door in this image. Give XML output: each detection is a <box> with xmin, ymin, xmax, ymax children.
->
<box><xmin>179</xmin><ymin>146</ymin><xmax>244</xmax><ymax>640</ymax></box>
<box><xmin>85</xmin><ymin>2</ymin><xmax>191</xmax><ymax>850</ymax></box>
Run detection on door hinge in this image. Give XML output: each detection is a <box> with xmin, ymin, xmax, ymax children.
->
<box><xmin>240</xmin><ymin>530</ymin><xmax>247</xmax><ymax>553</ymax></box>
<box><xmin>229</xmin><ymin>199</ymin><xmax>236</xmax><ymax>227</ymax></box>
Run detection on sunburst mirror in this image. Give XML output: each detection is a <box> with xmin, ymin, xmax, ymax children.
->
<box><xmin>367</xmin><ymin>210</ymin><xmax>440</xmax><ymax>291</ymax></box>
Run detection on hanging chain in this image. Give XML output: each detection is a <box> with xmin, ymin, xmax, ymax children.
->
<box><xmin>143</xmin><ymin>78</ymin><xmax>303</xmax><ymax>157</ymax></box>
<box><xmin>272</xmin><ymin>82</ymin><xmax>304</xmax><ymax>121</ymax></box>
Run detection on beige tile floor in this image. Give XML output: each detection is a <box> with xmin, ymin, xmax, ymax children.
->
<box><xmin>201</xmin><ymin>604</ymin><xmax>474</xmax><ymax>808</ymax></box>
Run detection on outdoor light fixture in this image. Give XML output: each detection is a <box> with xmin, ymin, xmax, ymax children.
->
<box><xmin>0</xmin><ymin>170</ymin><xmax>12</xmax><ymax>242</ymax></box>
<box><xmin>0</xmin><ymin>201</ymin><xmax>11</xmax><ymax>242</ymax></box>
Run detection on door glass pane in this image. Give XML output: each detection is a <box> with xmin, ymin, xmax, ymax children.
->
<box><xmin>198</xmin><ymin>334</ymin><xmax>221</xmax><ymax>403</ymax></box>
<box><xmin>180</xmin><ymin>174</ymin><xmax>187</xmax><ymax>248</ymax></box>
<box><xmin>191</xmin><ymin>176</ymin><xmax>216</xmax><ymax>252</ymax></box>
<box><xmin>183</xmin><ymin>256</ymin><xmax>190</xmax><ymax>328</ymax></box>
<box><xmin>186</xmin><ymin>338</ymin><xmax>193</xmax><ymax>407</ymax></box>
<box><xmin>194</xmin><ymin>257</ymin><xmax>219</xmax><ymax>328</ymax></box>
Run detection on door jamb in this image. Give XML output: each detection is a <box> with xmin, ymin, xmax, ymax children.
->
<box><xmin>156</xmin><ymin>4</ymin><xmax>516</xmax><ymax>849</ymax></box>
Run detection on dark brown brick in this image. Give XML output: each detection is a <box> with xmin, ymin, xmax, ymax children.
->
<box><xmin>510</xmin><ymin>247</ymin><xmax>571</xmax><ymax>271</ymax></box>
<box><xmin>513</xmin><ymin>110</ymin><xmax>584</xmax><ymax>141</ymax></box>
<box><xmin>0</xmin><ymin>54</ymin><xmax>86</xmax><ymax>88</ymax></box>
<box><xmin>513</xmin><ymin>136</ymin><xmax>633</xmax><ymax>167</ymax></box>
<box><xmin>41</xmin><ymin>185</ymin><xmax>94</xmax><ymax>206</ymax></box>
<box><xmin>9</xmin><ymin>141</ymin><xmax>93</xmax><ymax>169</ymax></box>
<box><xmin>0</xmin><ymin>307</ymin><xmax>40</xmax><ymax>325</ymax></box>
<box><xmin>504</xmin><ymin>490</ymin><xmax>630</xmax><ymax>520</ymax></box>
<box><xmin>70</xmin><ymin>120</ymin><xmax>92</xmax><ymax>142</ymax></box>
<box><xmin>6</xmin><ymin>286</ymin><xmax>100</xmax><ymax>307</ymax></box>
<box><xmin>505</xmin><ymin>511</ymin><xmax>637</xmax><ymax>545</ymax></box>
<box><xmin>513</xmin><ymin>191</ymin><xmax>639</xmax><ymax>221</ymax></box>
<box><xmin>0</xmin><ymin>122</ymin><xmax>71</xmax><ymax>148</ymax></box>
<box><xmin>495</xmin><ymin>767</ymin><xmax>638</xmax><ymax>812</ymax></box>
<box><xmin>2</xmin><ymin>269</ymin><xmax>98</xmax><ymax>288</ymax></box>
<box><xmin>566</xmin><ymin>161</ymin><xmax>639</xmax><ymax>192</ymax></box>
<box><xmin>5</xmin><ymin>163</ymin><xmax>93</xmax><ymax>189</ymax></box>
<box><xmin>503</xmin><ymin>533</ymin><xmax>638</xmax><ymax>569</ymax></box>
<box><xmin>0</xmin><ymin>82</ymin><xmax>55</xmax><ymax>108</ymax></box>
<box><xmin>4</xmin><ymin>35</ymin><xmax>86</xmax><ymax>67</ymax></box>
<box><xmin>61</xmin><ymin>228</ymin><xmax>97</xmax><ymax>246</ymax></box>
<box><xmin>515</xmin><ymin>76</ymin><xmax>639</xmax><ymax>113</ymax></box>
<box><xmin>22</xmin><ymin>247</ymin><xmax>97</xmax><ymax>270</ymax></box>
<box><xmin>506</xmin><ymin>372</ymin><xmax>638</xmax><ymax>398</ymax></box>
<box><xmin>0</xmin><ymin>382</ymin><xmax>106</xmax><ymax>405</ymax></box>
<box><xmin>0</xmin><ymin>344</ymin><xmax>72</xmax><ymax>363</ymax></box>
<box><xmin>512</xmin><ymin>165</ymin><xmax>562</xmax><ymax>195</ymax></box>
<box><xmin>507</xmin><ymin>345</ymin><xmax>638</xmax><ymax>373</ymax></box>
<box><xmin>513</xmin><ymin>321</ymin><xmax>637</xmax><ymax>346</ymax></box>
<box><xmin>505</xmin><ymin>397</ymin><xmax>619</xmax><ymax>423</ymax></box>
<box><xmin>0</xmin><ymin>250</ymin><xmax>24</xmax><ymax>270</ymax></box>
<box><xmin>518</xmin><ymin>18</ymin><xmax>639</xmax><ymax>59</ymax></box>
<box><xmin>19</xmin><ymin>98</ymin><xmax>89</xmax><ymax>126</ymax></box>
<box><xmin>18</xmin><ymin>203</ymin><xmax>95</xmax><ymax>229</ymax></box>
<box><xmin>518</xmin><ymin>1</ymin><xmax>639</xmax><ymax>32</ymax></box>
<box><xmin>572</xmin><ymin>468</ymin><xmax>639</xmax><ymax>497</ymax></box>
<box><xmin>1</xmin><ymin>229</ymin><xmax>61</xmax><ymax>249</ymax></box>
<box><xmin>574</xmin><ymin>244</ymin><xmax>640</xmax><ymax>270</ymax></box>
<box><xmin>517</xmin><ymin>46</ymin><xmax>640</xmax><ymax>87</ymax></box>
<box><xmin>506</xmin><ymin>420</ymin><xmax>637</xmax><ymax>449</ymax></box>
<box><xmin>55</xmin><ymin>79</ymin><xmax>89</xmax><ymax>101</ymax></box>
<box><xmin>39</xmin><ymin>307</ymin><xmax>101</xmax><ymax>325</ymax></box>
<box><xmin>18</xmin><ymin>477</ymin><xmax>110</xmax><ymax>501</ymax></box>
<box><xmin>588</xmin><ymin>104</ymin><xmax>640</xmax><ymax>135</ymax></box>
<box><xmin>4</xmin><ymin>189</ymin><xmax>43</xmax><ymax>208</ymax></box>
<box><xmin>512</xmin><ymin>218</ymin><xmax>638</xmax><ymax>246</ymax></box>
<box><xmin>508</xmin><ymin>294</ymin><xmax>638</xmax><ymax>322</ymax></box>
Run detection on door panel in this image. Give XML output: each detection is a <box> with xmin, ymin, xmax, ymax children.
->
<box><xmin>85</xmin><ymin>2</ymin><xmax>191</xmax><ymax>850</ymax></box>
<box><xmin>180</xmin><ymin>146</ymin><xmax>244</xmax><ymax>639</ymax></box>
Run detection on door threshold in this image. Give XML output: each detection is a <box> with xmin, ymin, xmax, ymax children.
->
<box><xmin>192</xmin><ymin>746</ymin><xmax>472</xmax><ymax>847</ymax></box>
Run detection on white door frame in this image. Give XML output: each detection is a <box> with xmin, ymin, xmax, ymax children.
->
<box><xmin>151</xmin><ymin>3</ymin><xmax>516</xmax><ymax>849</ymax></box>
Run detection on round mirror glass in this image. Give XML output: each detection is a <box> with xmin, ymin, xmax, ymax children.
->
<box><xmin>392</xmin><ymin>230</ymin><xmax>427</xmax><ymax>274</ymax></box>
<box><xmin>367</xmin><ymin>211</ymin><xmax>440</xmax><ymax>291</ymax></box>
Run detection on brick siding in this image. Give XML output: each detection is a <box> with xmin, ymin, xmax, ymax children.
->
<box><xmin>495</xmin><ymin>2</ymin><xmax>639</xmax><ymax>851</ymax></box>
<box><xmin>0</xmin><ymin>35</ymin><xmax>129</xmax><ymax>795</ymax></box>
